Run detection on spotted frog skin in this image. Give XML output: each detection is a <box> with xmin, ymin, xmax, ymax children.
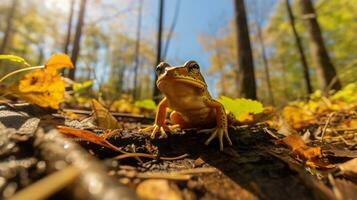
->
<box><xmin>141</xmin><ymin>61</ymin><xmax>235</xmax><ymax>150</ymax></box>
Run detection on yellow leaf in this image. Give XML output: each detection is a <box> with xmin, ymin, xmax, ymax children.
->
<box><xmin>91</xmin><ymin>99</ymin><xmax>122</xmax><ymax>129</ymax></box>
<box><xmin>45</xmin><ymin>53</ymin><xmax>73</xmax><ymax>71</ymax></box>
<box><xmin>283</xmin><ymin>106</ymin><xmax>316</xmax><ymax>129</ymax></box>
<box><xmin>10</xmin><ymin>69</ymin><xmax>65</xmax><ymax>109</ymax></box>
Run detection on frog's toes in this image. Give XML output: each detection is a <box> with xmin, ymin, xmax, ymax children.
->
<box><xmin>168</xmin><ymin>124</ymin><xmax>180</xmax><ymax>131</ymax></box>
<box><xmin>158</xmin><ymin>126</ymin><xmax>168</xmax><ymax>138</ymax></box>
<box><xmin>204</xmin><ymin>127</ymin><xmax>232</xmax><ymax>151</ymax></box>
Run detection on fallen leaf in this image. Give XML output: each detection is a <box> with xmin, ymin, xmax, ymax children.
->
<box><xmin>91</xmin><ymin>99</ymin><xmax>122</xmax><ymax>129</ymax></box>
<box><xmin>57</xmin><ymin>125</ymin><xmax>124</xmax><ymax>153</ymax></box>
<box><xmin>44</xmin><ymin>53</ymin><xmax>73</xmax><ymax>71</ymax></box>
<box><xmin>10</xmin><ymin>69</ymin><xmax>65</xmax><ymax>109</ymax></box>
<box><xmin>136</xmin><ymin>179</ymin><xmax>181</xmax><ymax>200</ymax></box>
<box><xmin>278</xmin><ymin>134</ymin><xmax>334</xmax><ymax>169</ymax></box>
<box><xmin>283</xmin><ymin>106</ymin><xmax>316</xmax><ymax>129</ymax></box>
<box><xmin>6</xmin><ymin>53</ymin><xmax>73</xmax><ymax>109</ymax></box>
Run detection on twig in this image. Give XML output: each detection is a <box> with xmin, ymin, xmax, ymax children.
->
<box><xmin>321</xmin><ymin>113</ymin><xmax>335</xmax><ymax>142</ymax></box>
<box><xmin>61</xmin><ymin>108</ymin><xmax>154</xmax><ymax>121</ymax></box>
<box><xmin>173</xmin><ymin>167</ymin><xmax>216</xmax><ymax>175</ymax></box>
<box><xmin>8</xmin><ymin>165</ymin><xmax>80</xmax><ymax>200</ymax></box>
<box><xmin>135</xmin><ymin>172</ymin><xmax>191</xmax><ymax>181</ymax></box>
<box><xmin>0</xmin><ymin>65</ymin><xmax>44</xmax><ymax>83</ymax></box>
<box><xmin>113</xmin><ymin>153</ymin><xmax>189</xmax><ymax>161</ymax></box>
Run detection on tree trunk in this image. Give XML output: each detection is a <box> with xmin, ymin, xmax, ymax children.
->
<box><xmin>285</xmin><ymin>0</ymin><xmax>313</xmax><ymax>95</ymax></box>
<box><xmin>233</xmin><ymin>0</ymin><xmax>257</xmax><ymax>99</ymax></box>
<box><xmin>133</xmin><ymin>0</ymin><xmax>143</xmax><ymax>100</ymax></box>
<box><xmin>0</xmin><ymin>0</ymin><xmax>18</xmax><ymax>54</ymax></box>
<box><xmin>69</xmin><ymin>0</ymin><xmax>87</xmax><ymax>80</ymax></box>
<box><xmin>299</xmin><ymin>0</ymin><xmax>341</xmax><ymax>92</ymax></box>
<box><xmin>153</xmin><ymin>0</ymin><xmax>164</xmax><ymax>103</ymax></box>
<box><xmin>64</xmin><ymin>0</ymin><xmax>75</xmax><ymax>55</ymax></box>
<box><xmin>257</xmin><ymin>25</ymin><xmax>274</xmax><ymax>105</ymax></box>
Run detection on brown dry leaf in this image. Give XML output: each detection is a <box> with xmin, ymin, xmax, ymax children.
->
<box><xmin>57</xmin><ymin>125</ymin><xmax>124</xmax><ymax>153</ymax></box>
<box><xmin>44</xmin><ymin>53</ymin><xmax>73</xmax><ymax>71</ymax></box>
<box><xmin>283</xmin><ymin>106</ymin><xmax>316</xmax><ymax>129</ymax></box>
<box><xmin>91</xmin><ymin>99</ymin><xmax>122</xmax><ymax>129</ymax></box>
<box><xmin>278</xmin><ymin>134</ymin><xmax>334</xmax><ymax>169</ymax></box>
<box><xmin>136</xmin><ymin>179</ymin><xmax>181</xmax><ymax>200</ymax></box>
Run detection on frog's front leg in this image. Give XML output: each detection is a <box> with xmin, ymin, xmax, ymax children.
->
<box><xmin>140</xmin><ymin>97</ymin><xmax>170</xmax><ymax>138</ymax></box>
<box><xmin>203</xmin><ymin>97</ymin><xmax>233</xmax><ymax>151</ymax></box>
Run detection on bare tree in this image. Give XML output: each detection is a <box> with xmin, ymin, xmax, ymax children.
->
<box><xmin>153</xmin><ymin>0</ymin><xmax>164</xmax><ymax>103</ymax></box>
<box><xmin>0</xmin><ymin>0</ymin><xmax>18</xmax><ymax>54</ymax></box>
<box><xmin>162</xmin><ymin>0</ymin><xmax>180</xmax><ymax>60</ymax></box>
<box><xmin>69</xmin><ymin>0</ymin><xmax>87</xmax><ymax>80</ymax></box>
<box><xmin>285</xmin><ymin>0</ymin><xmax>312</xmax><ymax>95</ymax></box>
<box><xmin>233</xmin><ymin>0</ymin><xmax>257</xmax><ymax>99</ymax></box>
<box><xmin>299</xmin><ymin>0</ymin><xmax>341</xmax><ymax>92</ymax></box>
<box><xmin>133</xmin><ymin>0</ymin><xmax>143</xmax><ymax>100</ymax></box>
<box><xmin>64</xmin><ymin>0</ymin><xmax>75</xmax><ymax>55</ymax></box>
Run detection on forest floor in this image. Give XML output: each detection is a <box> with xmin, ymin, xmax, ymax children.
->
<box><xmin>1</xmin><ymin>103</ymin><xmax>357</xmax><ymax>200</ymax></box>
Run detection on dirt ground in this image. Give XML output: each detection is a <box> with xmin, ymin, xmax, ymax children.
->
<box><xmin>1</xmin><ymin>103</ymin><xmax>356</xmax><ymax>200</ymax></box>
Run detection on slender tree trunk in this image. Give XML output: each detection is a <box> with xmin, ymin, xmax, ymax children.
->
<box><xmin>162</xmin><ymin>0</ymin><xmax>180</xmax><ymax>60</ymax></box>
<box><xmin>69</xmin><ymin>0</ymin><xmax>87</xmax><ymax>80</ymax></box>
<box><xmin>280</xmin><ymin>57</ymin><xmax>289</xmax><ymax>100</ymax></box>
<box><xmin>233</xmin><ymin>0</ymin><xmax>257</xmax><ymax>99</ymax></box>
<box><xmin>153</xmin><ymin>0</ymin><xmax>164</xmax><ymax>103</ymax></box>
<box><xmin>257</xmin><ymin>25</ymin><xmax>274</xmax><ymax>105</ymax></box>
<box><xmin>299</xmin><ymin>0</ymin><xmax>341</xmax><ymax>92</ymax></box>
<box><xmin>64</xmin><ymin>0</ymin><xmax>75</xmax><ymax>55</ymax></box>
<box><xmin>0</xmin><ymin>0</ymin><xmax>18</xmax><ymax>54</ymax></box>
<box><xmin>133</xmin><ymin>0</ymin><xmax>143</xmax><ymax>100</ymax></box>
<box><xmin>285</xmin><ymin>0</ymin><xmax>313</xmax><ymax>95</ymax></box>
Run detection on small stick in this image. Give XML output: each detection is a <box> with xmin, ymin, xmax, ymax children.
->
<box><xmin>8</xmin><ymin>165</ymin><xmax>80</xmax><ymax>200</ymax></box>
<box><xmin>61</xmin><ymin>108</ymin><xmax>154</xmax><ymax>121</ymax></box>
<box><xmin>135</xmin><ymin>172</ymin><xmax>191</xmax><ymax>181</ymax></box>
<box><xmin>321</xmin><ymin>113</ymin><xmax>335</xmax><ymax>142</ymax></box>
<box><xmin>113</xmin><ymin>153</ymin><xmax>189</xmax><ymax>161</ymax></box>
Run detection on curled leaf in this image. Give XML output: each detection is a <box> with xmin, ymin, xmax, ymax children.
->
<box><xmin>57</xmin><ymin>126</ymin><xmax>125</xmax><ymax>153</ymax></box>
<box><xmin>91</xmin><ymin>99</ymin><xmax>122</xmax><ymax>129</ymax></box>
<box><xmin>45</xmin><ymin>53</ymin><xmax>73</xmax><ymax>71</ymax></box>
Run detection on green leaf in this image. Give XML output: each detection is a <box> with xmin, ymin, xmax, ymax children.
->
<box><xmin>331</xmin><ymin>83</ymin><xmax>357</xmax><ymax>102</ymax></box>
<box><xmin>0</xmin><ymin>55</ymin><xmax>29</xmax><ymax>66</ymax></box>
<box><xmin>72</xmin><ymin>80</ymin><xmax>93</xmax><ymax>92</ymax></box>
<box><xmin>217</xmin><ymin>96</ymin><xmax>264</xmax><ymax>118</ymax></box>
<box><xmin>135</xmin><ymin>99</ymin><xmax>156</xmax><ymax>110</ymax></box>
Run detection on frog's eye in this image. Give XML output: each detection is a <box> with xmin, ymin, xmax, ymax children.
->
<box><xmin>188</xmin><ymin>63</ymin><xmax>200</xmax><ymax>72</ymax></box>
<box><xmin>156</xmin><ymin>62</ymin><xmax>168</xmax><ymax>76</ymax></box>
<box><xmin>156</xmin><ymin>65</ymin><xmax>164</xmax><ymax>76</ymax></box>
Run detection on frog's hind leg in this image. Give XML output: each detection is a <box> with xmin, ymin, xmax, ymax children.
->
<box><xmin>169</xmin><ymin>111</ymin><xmax>189</xmax><ymax>130</ymax></box>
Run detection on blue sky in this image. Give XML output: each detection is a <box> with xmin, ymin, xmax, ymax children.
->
<box><xmin>142</xmin><ymin>0</ymin><xmax>277</xmax><ymax>96</ymax></box>
<box><xmin>56</xmin><ymin>0</ymin><xmax>277</xmax><ymax>96</ymax></box>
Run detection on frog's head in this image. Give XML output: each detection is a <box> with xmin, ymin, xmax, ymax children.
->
<box><xmin>156</xmin><ymin>60</ymin><xmax>207</xmax><ymax>91</ymax></box>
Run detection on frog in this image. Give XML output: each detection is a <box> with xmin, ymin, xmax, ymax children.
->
<box><xmin>140</xmin><ymin>60</ymin><xmax>236</xmax><ymax>150</ymax></box>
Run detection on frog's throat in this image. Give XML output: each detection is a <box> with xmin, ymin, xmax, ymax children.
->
<box><xmin>157</xmin><ymin>77</ymin><xmax>206</xmax><ymax>90</ymax></box>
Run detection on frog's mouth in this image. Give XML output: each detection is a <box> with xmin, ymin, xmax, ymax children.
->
<box><xmin>157</xmin><ymin>76</ymin><xmax>206</xmax><ymax>90</ymax></box>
